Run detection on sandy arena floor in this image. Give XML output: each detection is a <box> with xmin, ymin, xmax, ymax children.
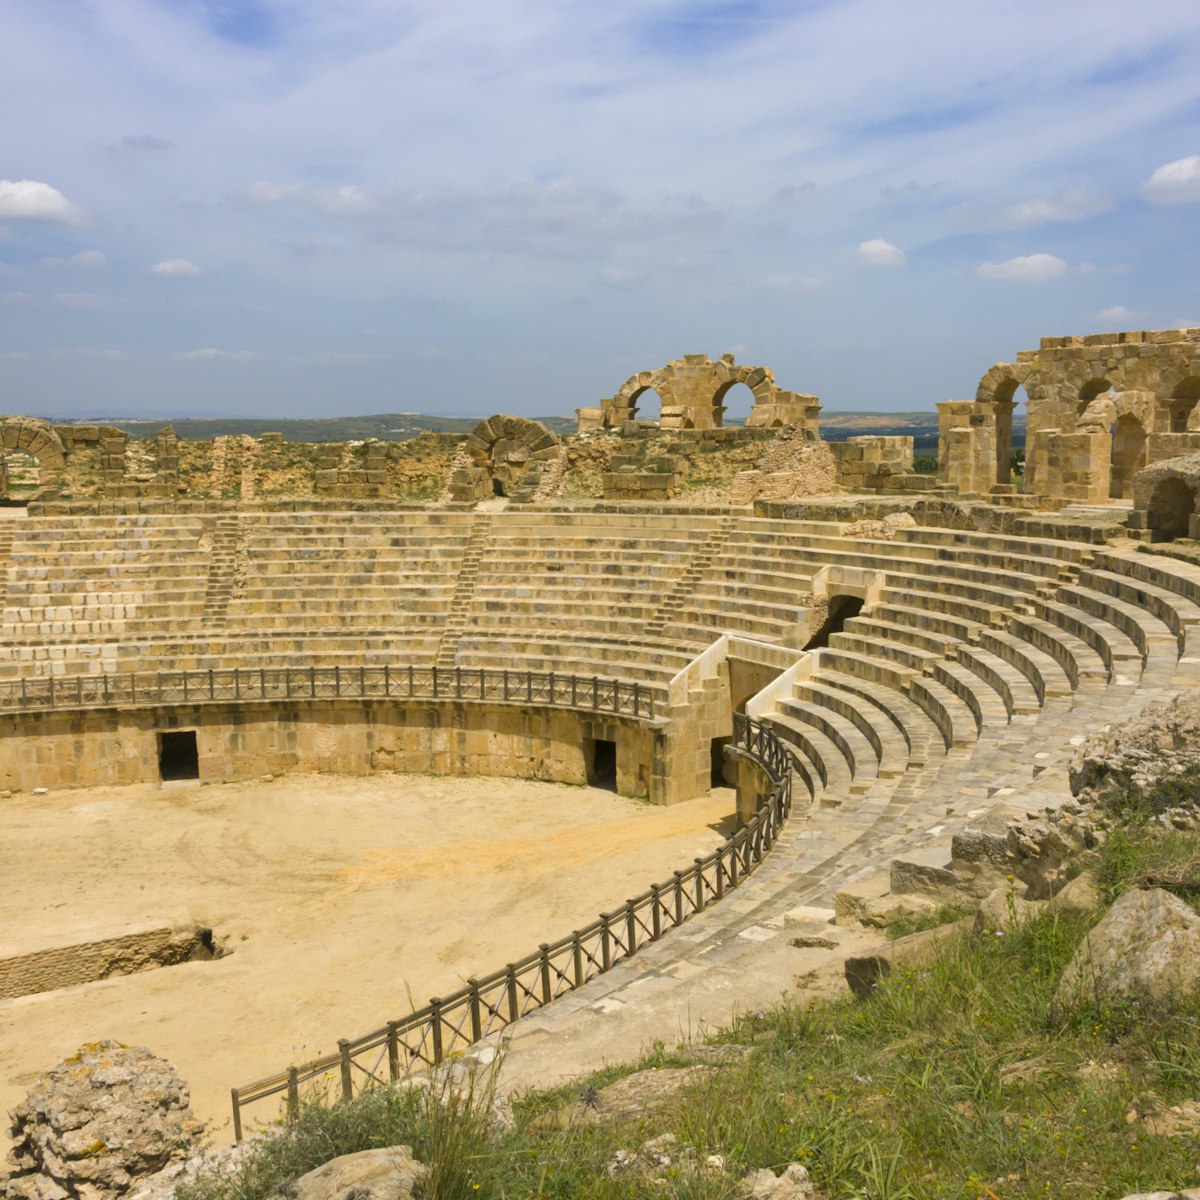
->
<box><xmin>0</xmin><ymin>773</ymin><xmax>733</xmax><ymax>1139</ymax></box>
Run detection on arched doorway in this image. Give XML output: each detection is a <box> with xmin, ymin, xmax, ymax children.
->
<box><xmin>1147</xmin><ymin>477</ymin><xmax>1196</xmax><ymax>540</ymax></box>
<box><xmin>0</xmin><ymin>449</ymin><xmax>41</xmax><ymax>503</ymax></box>
<box><xmin>1110</xmin><ymin>413</ymin><xmax>1148</xmax><ymax>499</ymax></box>
<box><xmin>629</xmin><ymin>386</ymin><xmax>663</xmax><ymax>424</ymax></box>
<box><xmin>714</xmin><ymin>381</ymin><xmax>755</xmax><ymax>428</ymax></box>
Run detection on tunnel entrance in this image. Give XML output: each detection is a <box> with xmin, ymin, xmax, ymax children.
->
<box><xmin>804</xmin><ymin>594</ymin><xmax>865</xmax><ymax>650</ymax></box>
<box><xmin>585</xmin><ymin>737</ymin><xmax>617</xmax><ymax>791</ymax></box>
<box><xmin>158</xmin><ymin>730</ymin><xmax>199</xmax><ymax>781</ymax></box>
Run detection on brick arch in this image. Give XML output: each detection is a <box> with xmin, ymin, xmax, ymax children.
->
<box><xmin>975</xmin><ymin>362</ymin><xmax>1033</xmax><ymax>405</ymax></box>
<box><xmin>1076</xmin><ymin>388</ymin><xmax>1155</xmax><ymax>430</ymax></box>
<box><xmin>593</xmin><ymin>355</ymin><xmax>818</xmax><ymax>433</ymax></box>
<box><xmin>0</xmin><ymin>416</ymin><xmax>67</xmax><ymax>497</ymax></box>
<box><xmin>450</xmin><ymin>414</ymin><xmax>562</xmax><ymax>503</ymax></box>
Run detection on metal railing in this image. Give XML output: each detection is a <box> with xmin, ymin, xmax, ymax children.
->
<box><xmin>229</xmin><ymin>711</ymin><xmax>792</xmax><ymax>1139</ymax></box>
<box><xmin>0</xmin><ymin>664</ymin><xmax>651</xmax><ymax>720</ymax></box>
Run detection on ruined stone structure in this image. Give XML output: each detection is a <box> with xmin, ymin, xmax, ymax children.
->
<box><xmin>577</xmin><ymin>354</ymin><xmax>820</xmax><ymax>434</ymax></box>
<box><xmin>446</xmin><ymin>415</ymin><xmax>562</xmax><ymax>502</ymax></box>
<box><xmin>939</xmin><ymin>328</ymin><xmax>1200</xmax><ymax>503</ymax></box>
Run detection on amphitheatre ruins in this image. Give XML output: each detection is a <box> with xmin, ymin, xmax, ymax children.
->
<box><xmin>4</xmin><ymin>325</ymin><xmax>1200</xmax><ymax>1145</ymax></box>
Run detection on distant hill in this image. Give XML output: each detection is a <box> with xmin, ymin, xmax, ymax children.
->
<box><xmin>58</xmin><ymin>413</ymin><xmax>578</xmax><ymax>443</ymax></box>
<box><xmin>53</xmin><ymin>410</ymin><xmax>1021</xmax><ymax>450</ymax></box>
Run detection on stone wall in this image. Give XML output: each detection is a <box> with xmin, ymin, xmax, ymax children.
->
<box><xmin>0</xmin><ymin>924</ymin><xmax>214</xmax><ymax>1000</ymax></box>
<box><xmin>829</xmin><ymin>436</ymin><xmax>921</xmax><ymax>492</ymax></box>
<box><xmin>0</xmin><ymin>699</ymin><xmax>669</xmax><ymax>801</ymax></box>
<box><xmin>944</xmin><ymin>327</ymin><xmax>1200</xmax><ymax>503</ymax></box>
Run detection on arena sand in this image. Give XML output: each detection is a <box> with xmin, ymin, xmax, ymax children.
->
<box><xmin>0</xmin><ymin>773</ymin><xmax>732</xmax><ymax>1139</ymax></box>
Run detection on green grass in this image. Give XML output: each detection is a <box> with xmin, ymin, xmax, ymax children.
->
<box><xmin>181</xmin><ymin>818</ymin><xmax>1200</xmax><ymax>1200</ymax></box>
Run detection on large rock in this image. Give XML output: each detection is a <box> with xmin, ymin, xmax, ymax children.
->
<box><xmin>286</xmin><ymin>1147</ymin><xmax>425</xmax><ymax>1200</ymax></box>
<box><xmin>1071</xmin><ymin>690</ymin><xmax>1200</xmax><ymax>806</ymax></box>
<box><xmin>1006</xmin><ymin>810</ymin><xmax>1098</xmax><ymax>899</ymax></box>
<box><xmin>1054</xmin><ymin>888</ymin><xmax>1200</xmax><ymax>1015</ymax></box>
<box><xmin>743</xmin><ymin>1163</ymin><xmax>815</xmax><ymax>1198</ymax></box>
<box><xmin>1</xmin><ymin>1042</ymin><xmax>203</xmax><ymax>1200</ymax></box>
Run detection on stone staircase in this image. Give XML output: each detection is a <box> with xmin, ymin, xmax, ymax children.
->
<box><xmin>435</xmin><ymin>514</ymin><xmax>493</xmax><ymax>669</ymax></box>
<box><xmin>201</xmin><ymin>516</ymin><xmax>242</xmax><ymax>631</ymax></box>
<box><xmin>644</xmin><ymin>515</ymin><xmax>735</xmax><ymax>636</ymax></box>
<box><xmin>0</xmin><ymin>525</ymin><xmax>15</xmax><ymax>615</ymax></box>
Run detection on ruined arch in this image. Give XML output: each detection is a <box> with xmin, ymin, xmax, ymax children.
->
<box><xmin>579</xmin><ymin>355</ymin><xmax>820</xmax><ymax>435</ymax></box>
<box><xmin>1078</xmin><ymin>377</ymin><xmax>1116</xmax><ymax>415</ymax></box>
<box><xmin>448</xmin><ymin>415</ymin><xmax>562</xmax><ymax>503</ymax></box>
<box><xmin>0</xmin><ymin>417</ymin><xmax>67</xmax><ymax>500</ymax></box>
<box><xmin>1169</xmin><ymin>375</ymin><xmax>1200</xmax><ymax>432</ymax></box>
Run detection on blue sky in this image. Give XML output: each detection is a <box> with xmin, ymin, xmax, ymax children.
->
<box><xmin>1</xmin><ymin>0</ymin><xmax>1198</xmax><ymax>419</ymax></box>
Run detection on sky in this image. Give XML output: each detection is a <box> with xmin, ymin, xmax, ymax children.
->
<box><xmin>0</xmin><ymin>0</ymin><xmax>1198</xmax><ymax>421</ymax></box>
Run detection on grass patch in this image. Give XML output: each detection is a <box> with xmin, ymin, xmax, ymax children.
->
<box><xmin>183</xmin><ymin>824</ymin><xmax>1200</xmax><ymax>1200</ymax></box>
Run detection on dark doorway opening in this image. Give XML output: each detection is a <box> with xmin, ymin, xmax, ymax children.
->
<box><xmin>710</xmin><ymin>737</ymin><xmax>732</xmax><ymax>787</ymax></box>
<box><xmin>158</xmin><ymin>730</ymin><xmax>199</xmax><ymax>781</ymax></box>
<box><xmin>804</xmin><ymin>594</ymin><xmax>865</xmax><ymax>650</ymax></box>
<box><xmin>1148</xmin><ymin>478</ymin><xmax>1196</xmax><ymax>541</ymax></box>
<box><xmin>586</xmin><ymin>737</ymin><xmax>617</xmax><ymax>791</ymax></box>
<box><xmin>491</xmin><ymin>476</ymin><xmax>505</xmax><ymax>496</ymax></box>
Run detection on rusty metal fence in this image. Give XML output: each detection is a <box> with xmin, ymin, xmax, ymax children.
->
<box><xmin>229</xmin><ymin>710</ymin><xmax>792</xmax><ymax>1139</ymax></box>
<box><xmin>0</xmin><ymin>664</ymin><xmax>651</xmax><ymax>719</ymax></box>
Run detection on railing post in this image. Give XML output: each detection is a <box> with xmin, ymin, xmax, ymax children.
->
<box><xmin>714</xmin><ymin>848</ymin><xmax>725</xmax><ymax>900</ymax></box>
<box><xmin>286</xmin><ymin>1067</ymin><xmax>300</xmax><ymax>1123</ymax></box>
<box><xmin>650</xmin><ymin>883</ymin><xmax>662</xmax><ymax>940</ymax></box>
<box><xmin>503</xmin><ymin>669</ymin><xmax>509</xmax><ymax>701</ymax></box>
<box><xmin>479</xmin><ymin>667</ymin><xmax>485</xmax><ymax>699</ymax></box>
<box><xmin>548</xmin><ymin>670</ymin><xmax>555</xmax><ymax>703</ymax></box>
<box><xmin>729</xmin><ymin>844</ymin><xmax>740</xmax><ymax>889</ymax></box>
<box><xmin>694</xmin><ymin>860</ymin><xmax>706</xmax><ymax>912</ymax></box>
<box><xmin>433</xmin><ymin>666</ymin><xmax>439</xmax><ymax>698</ymax></box>
<box><xmin>359</xmin><ymin>665</ymin><xmax>365</xmax><ymax>696</ymax></box>
<box><xmin>408</xmin><ymin>664</ymin><xmax>414</xmax><ymax>697</ymax></box>
<box><xmin>468</xmin><ymin>980</ymin><xmax>482</xmax><ymax>1043</ymax></box>
<box><xmin>75</xmin><ymin>675</ymin><xmax>83</xmax><ymax>706</ymax></box>
<box><xmin>625</xmin><ymin>900</ymin><xmax>637</xmax><ymax>956</ymax></box>
<box><xmin>455</xmin><ymin>666</ymin><xmax>462</xmax><ymax>698</ymax></box>
<box><xmin>430</xmin><ymin>998</ymin><xmax>444</xmax><ymax>1063</ymax></box>
<box><xmin>310</xmin><ymin>666</ymin><xmax>316</xmax><ymax>698</ymax></box>
<box><xmin>335</xmin><ymin>665</ymin><xmax>341</xmax><ymax>697</ymax></box>
<box><xmin>387</xmin><ymin>1021</ymin><xmax>400</xmax><ymax>1080</ymax></box>
<box><xmin>260</xmin><ymin>667</ymin><xmax>266</xmax><ymax>698</ymax></box>
<box><xmin>571</xmin><ymin>675</ymin><xmax>577</xmax><ymax>707</ymax></box>
<box><xmin>506</xmin><ymin>965</ymin><xmax>519</xmax><ymax>1024</ymax></box>
<box><xmin>539</xmin><ymin>943</ymin><xmax>552</xmax><ymax>1005</ymax></box>
<box><xmin>633</xmin><ymin>681</ymin><xmax>641</xmax><ymax>717</ymax></box>
<box><xmin>572</xmin><ymin>931</ymin><xmax>584</xmax><ymax>987</ymax></box>
<box><xmin>231</xmin><ymin>1089</ymin><xmax>243</xmax><ymax>1143</ymax></box>
<box><xmin>338</xmin><ymin>1039</ymin><xmax>353</xmax><ymax>1100</ymax></box>
<box><xmin>526</xmin><ymin>671</ymin><xmax>532</xmax><ymax>702</ymax></box>
<box><xmin>592</xmin><ymin>676</ymin><xmax>599</xmax><ymax>709</ymax></box>
<box><xmin>103</xmin><ymin>673</ymin><xmax>110</xmax><ymax>704</ymax></box>
<box><xmin>601</xmin><ymin>916</ymin><xmax>612</xmax><ymax>971</ymax></box>
<box><xmin>673</xmin><ymin>871</ymin><xmax>685</xmax><ymax>926</ymax></box>
<box><xmin>234</xmin><ymin>668</ymin><xmax>240</xmax><ymax>700</ymax></box>
<box><xmin>384</xmin><ymin>664</ymin><xmax>391</xmax><ymax>698</ymax></box>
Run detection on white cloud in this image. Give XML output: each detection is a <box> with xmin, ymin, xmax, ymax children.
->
<box><xmin>245</xmin><ymin>181</ymin><xmax>383</xmax><ymax>218</ymax></box>
<box><xmin>1098</xmin><ymin>304</ymin><xmax>1134</xmax><ymax>321</ymax></box>
<box><xmin>2</xmin><ymin>290</ymin><xmax>30</xmax><ymax>304</ymax></box>
<box><xmin>178</xmin><ymin>348</ymin><xmax>257</xmax><ymax>360</ymax></box>
<box><xmin>70</xmin><ymin>249</ymin><xmax>108</xmax><ymax>268</ymax></box>
<box><xmin>857</xmin><ymin>238</ymin><xmax>905</xmax><ymax>267</ymax></box>
<box><xmin>1142</xmin><ymin>156</ymin><xmax>1200</xmax><ymax>205</ymax></box>
<box><xmin>0</xmin><ymin>179</ymin><xmax>85</xmax><ymax>225</ymax></box>
<box><xmin>56</xmin><ymin>291</ymin><xmax>116</xmax><ymax>308</ymax></box>
<box><xmin>975</xmin><ymin>253</ymin><xmax>1067</xmax><ymax>282</ymax></box>
<box><xmin>151</xmin><ymin>258</ymin><xmax>204</xmax><ymax>276</ymax></box>
<box><xmin>762</xmin><ymin>272</ymin><xmax>823</xmax><ymax>290</ymax></box>
<box><xmin>1001</xmin><ymin>192</ymin><xmax>1110</xmax><ymax>227</ymax></box>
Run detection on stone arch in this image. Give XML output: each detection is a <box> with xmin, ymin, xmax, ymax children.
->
<box><xmin>0</xmin><ymin>417</ymin><xmax>67</xmax><ymax>500</ymax></box>
<box><xmin>1078</xmin><ymin>377</ymin><xmax>1116</xmax><ymax>415</ymax></box>
<box><xmin>448</xmin><ymin>415</ymin><xmax>562</xmax><ymax>503</ymax></box>
<box><xmin>584</xmin><ymin>355</ymin><xmax>821</xmax><ymax>435</ymax></box>
<box><xmin>1169</xmin><ymin>373</ymin><xmax>1200</xmax><ymax>432</ymax></box>
<box><xmin>972</xmin><ymin>363</ymin><xmax>1036</xmax><ymax>489</ymax></box>
<box><xmin>1077</xmin><ymin>390</ymin><xmax>1153</xmax><ymax>500</ymax></box>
